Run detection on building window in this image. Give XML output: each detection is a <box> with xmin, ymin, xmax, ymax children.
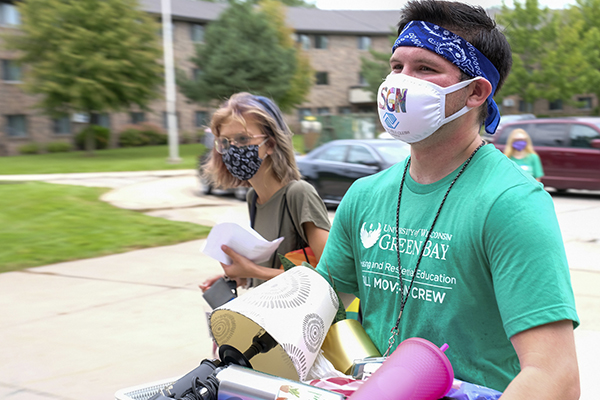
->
<box><xmin>0</xmin><ymin>3</ymin><xmax>20</xmax><ymax>26</ymax></box>
<box><xmin>96</xmin><ymin>113</ymin><xmax>111</xmax><ymax>128</ymax></box>
<box><xmin>518</xmin><ymin>100</ymin><xmax>533</xmax><ymax>113</ymax></box>
<box><xmin>338</xmin><ymin>106</ymin><xmax>352</xmax><ymax>115</ymax></box>
<box><xmin>358</xmin><ymin>36</ymin><xmax>371</xmax><ymax>50</ymax></box>
<box><xmin>297</xmin><ymin>34</ymin><xmax>311</xmax><ymax>50</ymax></box>
<box><xmin>195</xmin><ymin>111</ymin><xmax>208</xmax><ymax>127</ymax></box>
<box><xmin>315</xmin><ymin>72</ymin><xmax>328</xmax><ymax>85</ymax></box>
<box><xmin>577</xmin><ymin>96</ymin><xmax>593</xmax><ymax>110</ymax></box>
<box><xmin>315</xmin><ymin>35</ymin><xmax>328</xmax><ymax>49</ymax></box>
<box><xmin>191</xmin><ymin>24</ymin><xmax>204</xmax><ymax>43</ymax></box>
<box><xmin>317</xmin><ymin>107</ymin><xmax>330</xmax><ymax>115</ymax></box>
<box><xmin>549</xmin><ymin>99</ymin><xmax>563</xmax><ymax>111</ymax></box>
<box><xmin>299</xmin><ymin>108</ymin><xmax>312</xmax><ymax>121</ymax></box>
<box><xmin>53</xmin><ymin>116</ymin><xmax>71</xmax><ymax>135</ymax></box>
<box><xmin>1</xmin><ymin>59</ymin><xmax>22</xmax><ymax>82</ymax></box>
<box><xmin>359</xmin><ymin>73</ymin><xmax>368</xmax><ymax>86</ymax></box>
<box><xmin>130</xmin><ymin>112</ymin><xmax>146</xmax><ymax>124</ymax></box>
<box><xmin>6</xmin><ymin>115</ymin><xmax>27</xmax><ymax>137</ymax></box>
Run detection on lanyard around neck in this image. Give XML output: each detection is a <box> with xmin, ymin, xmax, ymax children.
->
<box><xmin>383</xmin><ymin>141</ymin><xmax>485</xmax><ymax>357</ymax></box>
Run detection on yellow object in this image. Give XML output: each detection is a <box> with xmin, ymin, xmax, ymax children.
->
<box><xmin>320</xmin><ymin>319</ymin><xmax>381</xmax><ymax>374</ymax></box>
<box><xmin>346</xmin><ymin>298</ymin><xmax>360</xmax><ymax>313</ymax></box>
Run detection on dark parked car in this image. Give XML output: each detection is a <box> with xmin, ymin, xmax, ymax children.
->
<box><xmin>296</xmin><ymin>139</ymin><xmax>411</xmax><ymax>205</ymax></box>
<box><xmin>197</xmin><ymin>153</ymin><xmax>249</xmax><ymax>201</ymax></box>
<box><xmin>490</xmin><ymin>117</ymin><xmax>600</xmax><ymax>191</ymax></box>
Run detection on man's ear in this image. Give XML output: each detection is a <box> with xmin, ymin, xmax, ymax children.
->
<box><xmin>466</xmin><ymin>78</ymin><xmax>493</xmax><ymax>108</ymax></box>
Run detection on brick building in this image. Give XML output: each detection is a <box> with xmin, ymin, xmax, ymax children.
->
<box><xmin>0</xmin><ymin>0</ymin><xmax>400</xmax><ymax>156</ymax></box>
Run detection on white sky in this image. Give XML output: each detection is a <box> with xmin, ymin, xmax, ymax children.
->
<box><xmin>307</xmin><ymin>0</ymin><xmax>576</xmax><ymax>10</ymax></box>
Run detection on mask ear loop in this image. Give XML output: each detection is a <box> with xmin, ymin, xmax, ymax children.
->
<box><xmin>440</xmin><ymin>76</ymin><xmax>483</xmax><ymax>126</ymax></box>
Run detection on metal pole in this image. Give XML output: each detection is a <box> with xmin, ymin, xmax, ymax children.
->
<box><xmin>161</xmin><ymin>0</ymin><xmax>181</xmax><ymax>163</ymax></box>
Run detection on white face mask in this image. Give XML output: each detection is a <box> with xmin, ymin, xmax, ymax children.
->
<box><xmin>377</xmin><ymin>73</ymin><xmax>480</xmax><ymax>144</ymax></box>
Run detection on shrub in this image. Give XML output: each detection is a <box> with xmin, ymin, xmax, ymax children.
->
<box><xmin>18</xmin><ymin>143</ymin><xmax>41</xmax><ymax>155</ymax></box>
<box><xmin>119</xmin><ymin>129</ymin><xmax>149</xmax><ymax>147</ymax></box>
<box><xmin>118</xmin><ymin>122</ymin><xmax>167</xmax><ymax>147</ymax></box>
<box><xmin>75</xmin><ymin>125</ymin><xmax>111</xmax><ymax>150</ymax></box>
<box><xmin>46</xmin><ymin>141</ymin><xmax>72</xmax><ymax>153</ymax></box>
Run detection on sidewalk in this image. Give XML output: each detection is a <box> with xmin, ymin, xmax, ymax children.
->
<box><xmin>0</xmin><ymin>171</ymin><xmax>251</xmax><ymax>400</ymax></box>
<box><xmin>0</xmin><ymin>171</ymin><xmax>599</xmax><ymax>400</ymax></box>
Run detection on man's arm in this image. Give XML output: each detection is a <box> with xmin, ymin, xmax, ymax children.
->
<box><xmin>501</xmin><ymin>320</ymin><xmax>579</xmax><ymax>399</ymax></box>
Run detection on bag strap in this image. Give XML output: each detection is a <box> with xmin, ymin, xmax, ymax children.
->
<box><xmin>282</xmin><ymin>185</ymin><xmax>309</xmax><ymax>263</ymax></box>
<box><xmin>251</xmin><ymin>184</ymin><xmax>310</xmax><ymax>266</ymax></box>
<box><xmin>250</xmin><ymin>190</ymin><xmax>258</xmax><ymax>229</ymax></box>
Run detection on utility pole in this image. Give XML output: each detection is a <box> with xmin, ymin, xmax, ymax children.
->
<box><xmin>161</xmin><ymin>0</ymin><xmax>181</xmax><ymax>163</ymax></box>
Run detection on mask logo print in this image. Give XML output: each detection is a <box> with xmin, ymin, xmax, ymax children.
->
<box><xmin>383</xmin><ymin>112</ymin><xmax>400</xmax><ymax>130</ymax></box>
<box><xmin>360</xmin><ymin>223</ymin><xmax>381</xmax><ymax>249</ymax></box>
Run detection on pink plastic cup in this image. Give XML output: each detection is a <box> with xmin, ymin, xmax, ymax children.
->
<box><xmin>348</xmin><ymin>337</ymin><xmax>453</xmax><ymax>400</ymax></box>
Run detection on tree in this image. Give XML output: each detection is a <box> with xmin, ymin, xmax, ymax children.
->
<box><xmin>496</xmin><ymin>0</ymin><xmax>595</xmax><ymax>111</ymax></box>
<box><xmin>179</xmin><ymin>0</ymin><xmax>308</xmax><ymax>112</ymax></box>
<box><xmin>564</xmin><ymin>0</ymin><xmax>600</xmax><ymax>113</ymax></box>
<box><xmin>495</xmin><ymin>0</ymin><xmax>557</xmax><ymax>107</ymax></box>
<box><xmin>200</xmin><ymin>0</ymin><xmax>315</xmax><ymax>7</ymax></box>
<box><xmin>259</xmin><ymin>0</ymin><xmax>313</xmax><ymax>112</ymax></box>
<box><xmin>359</xmin><ymin>31</ymin><xmax>397</xmax><ymax>103</ymax></box>
<box><xmin>5</xmin><ymin>0</ymin><xmax>163</xmax><ymax>153</ymax></box>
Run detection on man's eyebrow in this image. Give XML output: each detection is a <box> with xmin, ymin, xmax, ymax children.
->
<box><xmin>390</xmin><ymin>54</ymin><xmax>444</xmax><ymax>67</ymax></box>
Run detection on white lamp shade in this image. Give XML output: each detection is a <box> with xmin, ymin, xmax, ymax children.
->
<box><xmin>210</xmin><ymin>266</ymin><xmax>338</xmax><ymax>381</ymax></box>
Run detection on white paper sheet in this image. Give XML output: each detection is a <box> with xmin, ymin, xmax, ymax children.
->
<box><xmin>202</xmin><ymin>222</ymin><xmax>284</xmax><ymax>264</ymax></box>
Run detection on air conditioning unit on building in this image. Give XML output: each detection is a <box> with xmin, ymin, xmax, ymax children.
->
<box><xmin>502</xmin><ymin>98</ymin><xmax>515</xmax><ymax>107</ymax></box>
<box><xmin>72</xmin><ymin>113</ymin><xmax>90</xmax><ymax>123</ymax></box>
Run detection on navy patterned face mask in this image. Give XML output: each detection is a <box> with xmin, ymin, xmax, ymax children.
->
<box><xmin>222</xmin><ymin>144</ymin><xmax>264</xmax><ymax>181</ymax></box>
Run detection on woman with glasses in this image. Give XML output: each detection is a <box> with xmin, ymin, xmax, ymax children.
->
<box><xmin>199</xmin><ymin>92</ymin><xmax>330</xmax><ymax>290</ymax></box>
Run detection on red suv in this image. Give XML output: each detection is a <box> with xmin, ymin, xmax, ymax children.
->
<box><xmin>490</xmin><ymin>118</ymin><xmax>600</xmax><ymax>191</ymax></box>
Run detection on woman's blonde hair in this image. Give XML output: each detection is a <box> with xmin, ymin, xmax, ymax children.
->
<box><xmin>504</xmin><ymin>128</ymin><xmax>537</xmax><ymax>158</ymax></box>
<box><xmin>202</xmin><ymin>92</ymin><xmax>300</xmax><ymax>189</ymax></box>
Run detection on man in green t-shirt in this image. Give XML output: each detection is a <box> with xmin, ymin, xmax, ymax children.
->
<box><xmin>316</xmin><ymin>1</ymin><xmax>580</xmax><ymax>398</ymax></box>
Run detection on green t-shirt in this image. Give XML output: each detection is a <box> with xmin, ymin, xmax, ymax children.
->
<box><xmin>248</xmin><ymin>180</ymin><xmax>331</xmax><ymax>286</ymax></box>
<box><xmin>317</xmin><ymin>144</ymin><xmax>578</xmax><ymax>392</ymax></box>
<box><xmin>509</xmin><ymin>153</ymin><xmax>544</xmax><ymax>179</ymax></box>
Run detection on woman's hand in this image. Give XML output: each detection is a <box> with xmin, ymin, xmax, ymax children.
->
<box><xmin>199</xmin><ymin>274</ymin><xmax>223</xmax><ymax>292</ymax></box>
<box><xmin>199</xmin><ymin>273</ymin><xmax>248</xmax><ymax>292</ymax></box>
<box><xmin>219</xmin><ymin>245</ymin><xmax>260</xmax><ymax>279</ymax></box>
<box><xmin>221</xmin><ymin>244</ymin><xmax>283</xmax><ymax>282</ymax></box>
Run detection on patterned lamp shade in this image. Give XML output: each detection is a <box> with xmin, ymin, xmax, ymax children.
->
<box><xmin>209</xmin><ymin>266</ymin><xmax>338</xmax><ymax>381</ymax></box>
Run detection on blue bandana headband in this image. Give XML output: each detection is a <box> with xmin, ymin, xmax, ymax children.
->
<box><xmin>392</xmin><ymin>20</ymin><xmax>501</xmax><ymax>134</ymax></box>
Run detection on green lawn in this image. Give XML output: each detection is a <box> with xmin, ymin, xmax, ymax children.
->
<box><xmin>0</xmin><ymin>144</ymin><xmax>207</xmax><ymax>175</ymax></box>
<box><xmin>0</xmin><ymin>181</ymin><xmax>210</xmax><ymax>273</ymax></box>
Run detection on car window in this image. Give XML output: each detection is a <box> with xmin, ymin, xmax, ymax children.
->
<box><xmin>495</xmin><ymin>123</ymin><xmax>530</xmax><ymax>145</ymax></box>
<box><xmin>315</xmin><ymin>144</ymin><xmax>347</xmax><ymax>162</ymax></box>
<box><xmin>347</xmin><ymin>145</ymin><xmax>377</xmax><ymax>165</ymax></box>
<box><xmin>372</xmin><ymin>142</ymin><xmax>411</xmax><ymax>164</ymax></box>
<box><xmin>529</xmin><ymin>123</ymin><xmax>569</xmax><ymax>147</ymax></box>
<box><xmin>570</xmin><ymin>124</ymin><xmax>600</xmax><ymax>148</ymax></box>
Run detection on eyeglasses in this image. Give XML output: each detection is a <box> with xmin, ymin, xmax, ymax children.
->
<box><xmin>214</xmin><ymin>134</ymin><xmax>267</xmax><ymax>154</ymax></box>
